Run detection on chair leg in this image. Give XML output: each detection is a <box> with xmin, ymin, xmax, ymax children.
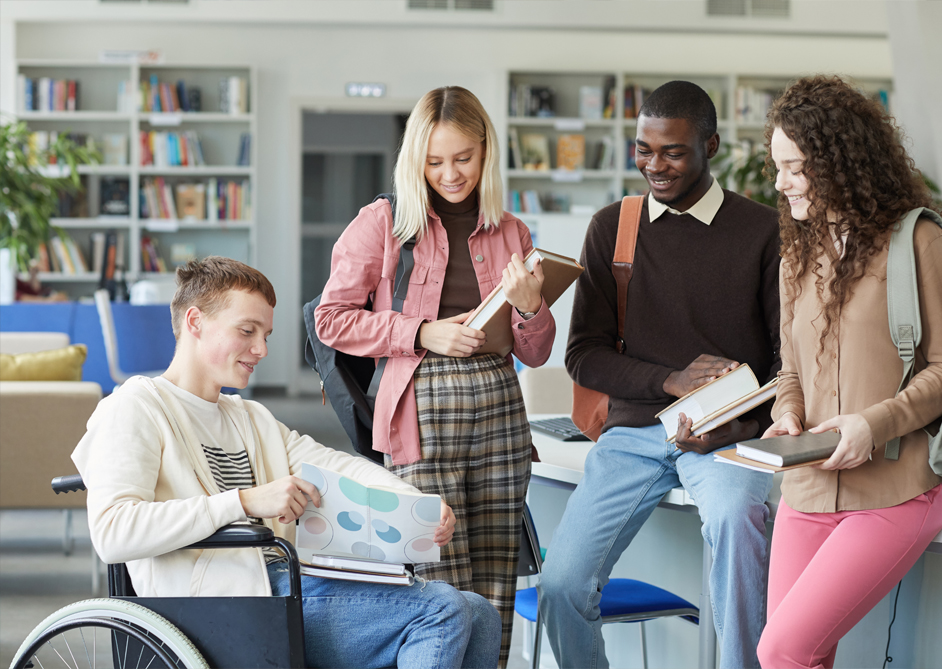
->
<box><xmin>531</xmin><ymin>611</ymin><xmax>542</xmax><ymax>669</ymax></box>
<box><xmin>639</xmin><ymin>621</ymin><xmax>648</xmax><ymax>669</ymax></box>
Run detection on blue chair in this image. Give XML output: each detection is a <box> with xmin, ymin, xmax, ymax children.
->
<box><xmin>515</xmin><ymin>503</ymin><xmax>699</xmax><ymax>669</ymax></box>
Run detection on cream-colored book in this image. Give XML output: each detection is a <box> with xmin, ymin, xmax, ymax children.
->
<box><xmin>656</xmin><ymin>364</ymin><xmax>778</xmax><ymax>443</ymax></box>
<box><xmin>463</xmin><ymin>248</ymin><xmax>583</xmax><ymax>356</ymax></box>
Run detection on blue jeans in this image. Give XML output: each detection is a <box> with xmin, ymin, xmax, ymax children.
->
<box><xmin>536</xmin><ymin>425</ymin><xmax>772</xmax><ymax>669</ymax></box>
<box><xmin>268</xmin><ymin>564</ymin><xmax>501</xmax><ymax>668</ymax></box>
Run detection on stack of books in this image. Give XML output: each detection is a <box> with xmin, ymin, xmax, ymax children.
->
<box><xmin>299</xmin><ymin>554</ymin><xmax>413</xmax><ymax>586</ymax></box>
<box><xmin>715</xmin><ymin>431</ymin><xmax>841</xmax><ymax>473</ymax></box>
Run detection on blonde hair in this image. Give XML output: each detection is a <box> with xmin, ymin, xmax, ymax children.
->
<box><xmin>392</xmin><ymin>86</ymin><xmax>504</xmax><ymax>242</ymax></box>
<box><xmin>171</xmin><ymin>256</ymin><xmax>276</xmax><ymax>339</ymax></box>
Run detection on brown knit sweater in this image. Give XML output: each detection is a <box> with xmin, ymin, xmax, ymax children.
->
<box><xmin>565</xmin><ymin>190</ymin><xmax>782</xmax><ymax>434</ymax></box>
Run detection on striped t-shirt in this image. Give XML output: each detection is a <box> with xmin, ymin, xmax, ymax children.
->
<box><xmin>154</xmin><ymin>378</ymin><xmax>283</xmax><ymax>563</ymax></box>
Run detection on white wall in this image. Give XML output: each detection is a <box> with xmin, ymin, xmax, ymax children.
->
<box><xmin>886</xmin><ymin>0</ymin><xmax>942</xmax><ymax>184</ymax></box>
<box><xmin>1</xmin><ymin>12</ymin><xmax>894</xmax><ymax>387</ymax></box>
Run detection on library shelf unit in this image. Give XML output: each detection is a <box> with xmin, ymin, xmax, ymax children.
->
<box><xmin>504</xmin><ymin>71</ymin><xmax>892</xmax><ymax>224</ymax></box>
<box><xmin>15</xmin><ymin>59</ymin><xmax>257</xmax><ymax>300</ymax></box>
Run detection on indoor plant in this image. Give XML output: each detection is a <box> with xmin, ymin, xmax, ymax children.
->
<box><xmin>0</xmin><ymin>118</ymin><xmax>99</xmax><ymax>273</ymax></box>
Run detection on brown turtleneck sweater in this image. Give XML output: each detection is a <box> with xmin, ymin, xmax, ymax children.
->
<box><xmin>425</xmin><ymin>189</ymin><xmax>482</xmax><ymax>358</ymax></box>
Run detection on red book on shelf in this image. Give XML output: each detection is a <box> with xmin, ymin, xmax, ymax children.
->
<box><xmin>66</xmin><ymin>80</ymin><xmax>77</xmax><ymax>112</ymax></box>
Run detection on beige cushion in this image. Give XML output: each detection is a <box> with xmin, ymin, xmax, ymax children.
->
<box><xmin>0</xmin><ymin>332</ymin><xmax>70</xmax><ymax>355</ymax></box>
<box><xmin>0</xmin><ymin>380</ymin><xmax>102</xmax><ymax>509</ymax></box>
<box><xmin>0</xmin><ymin>344</ymin><xmax>88</xmax><ymax>381</ymax></box>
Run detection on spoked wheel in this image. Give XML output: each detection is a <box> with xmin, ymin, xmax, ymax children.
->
<box><xmin>11</xmin><ymin>599</ymin><xmax>208</xmax><ymax>669</ymax></box>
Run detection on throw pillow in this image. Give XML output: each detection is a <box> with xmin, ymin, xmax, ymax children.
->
<box><xmin>0</xmin><ymin>344</ymin><xmax>88</xmax><ymax>381</ymax></box>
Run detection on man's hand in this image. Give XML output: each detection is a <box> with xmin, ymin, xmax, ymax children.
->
<box><xmin>812</xmin><ymin>414</ymin><xmax>874</xmax><ymax>470</ymax></box>
<box><xmin>762</xmin><ymin>412</ymin><xmax>802</xmax><ymax>438</ymax></box>
<box><xmin>663</xmin><ymin>354</ymin><xmax>740</xmax><ymax>398</ymax></box>
<box><xmin>503</xmin><ymin>254</ymin><xmax>544</xmax><ymax>315</ymax></box>
<box><xmin>434</xmin><ymin>501</ymin><xmax>457</xmax><ymax>547</ymax></box>
<box><xmin>675</xmin><ymin>414</ymin><xmax>759</xmax><ymax>455</ymax></box>
<box><xmin>418</xmin><ymin>312</ymin><xmax>486</xmax><ymax>357</ymax></box>
<box><xmin>239</xmin><ymin>476</ymin><xmax>321</xmax><ymax>524</ymax></box>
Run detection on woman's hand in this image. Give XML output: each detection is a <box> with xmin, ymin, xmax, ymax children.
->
<box><xmin>762</xmin><ymin>411</ymin><xmax>803</xmax><ymax>438</ymax></box>
<box><xmin>434</xmin><ymin>501</ymin><xmax>457</xmax><ymax>547</ymax></box>
<box><xmin>812</xmin><ymin>413</ymin><xmax>874</xmax><ymax>470</ymax></box>
<box><xmin>418</xmin><ymin>312</ymin><xmax>486</xmax><ymax>357</ymax></box>
<box><xmin>503</xmin><ymin>254</ymin><xmax>543</xmax><ymax>315</ymax></box>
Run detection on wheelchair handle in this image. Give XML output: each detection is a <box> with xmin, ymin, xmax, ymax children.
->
<box><xmin>52</xmin><ymin>475</ymin><xmax>86</xmax><ymax>494</ymax></box>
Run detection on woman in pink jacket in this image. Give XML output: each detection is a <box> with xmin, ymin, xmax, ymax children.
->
<box><xmin>316</xmin><ymin>86</ymin><xmax>555</xmax><ymax>666</ymax></box>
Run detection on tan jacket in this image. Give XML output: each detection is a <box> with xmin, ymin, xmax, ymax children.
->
<box><xmin>772</xmin><ymin>217</ymin><xmax>942</xmax><ymax>512</ymax></box>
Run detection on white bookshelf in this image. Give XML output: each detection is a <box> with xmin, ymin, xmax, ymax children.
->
<box><xmin>15</xmin><ymin>59</ymin><xmax>258</xmax><ymax>298</ymax></box>
<box><xmin>504</xmin><ymin>71</ymin><xmax>892</xmax><ymax>221</ymax></box>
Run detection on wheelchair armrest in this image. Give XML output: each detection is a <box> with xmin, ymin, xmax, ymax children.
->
<box><xmin>185</xmin><ymin>524</ymin><xmax>303</xmax><ymax>600</ymax></box>
<box><xmin>187</xmin><ymin>524</ymin><xmax>274</xmax><ymax>548</ymax></box>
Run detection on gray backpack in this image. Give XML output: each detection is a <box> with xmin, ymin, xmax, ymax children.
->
<box><xmin>885</xmin><ymin>207</ymin><xmax>942</xmax><ymax>475</ymax></box>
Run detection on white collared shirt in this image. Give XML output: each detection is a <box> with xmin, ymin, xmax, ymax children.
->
<box><xmin>647</xmin><ymin>177</ymin><xmax>724</xmax><ymax>225</ymax></box>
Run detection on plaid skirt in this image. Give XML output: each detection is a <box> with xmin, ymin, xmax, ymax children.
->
<box><xmin>386</xmin><ymin>353</ymin><xmax>532</xmax><ymax>668</ymax></box>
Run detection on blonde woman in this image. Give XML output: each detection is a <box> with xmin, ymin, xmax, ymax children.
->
<box><xmin>316</xmin><ymin>86</ymin><xmax>555</xmax><ymax>665</ymax></box>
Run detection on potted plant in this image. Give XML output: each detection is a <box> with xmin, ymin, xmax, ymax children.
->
<box><xmin>712</xmin><ymin>142</ymin><xmax>778</xmax><ymax>208</ymax></box>
<box><xmin>0</xmin><ymin>118</ymin><xmax>99</xmax><ymax>274</ymax></box>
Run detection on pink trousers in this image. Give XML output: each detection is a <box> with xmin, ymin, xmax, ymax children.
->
<box><xmin>757</xmin><ymin>484</ymin><xmax>942</xmax><ymax>669</ymax></box>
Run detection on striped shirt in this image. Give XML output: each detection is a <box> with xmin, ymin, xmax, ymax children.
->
<box><xmin>154</xmin><ymin>378</ymin><xmax>284</xmax><ymax>563</ymax></box>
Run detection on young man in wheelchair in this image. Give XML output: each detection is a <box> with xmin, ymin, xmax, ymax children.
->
<box><xmin>71</xmin><ymin>256</ymin><xmax>501</xmax><ymax>669</ymax></box>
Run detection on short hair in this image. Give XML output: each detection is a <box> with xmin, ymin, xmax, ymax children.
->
<box><xmin>170</xmin><ymin>256</ymin><xmax>276</xmax><ymax>339</ymax></box>
<box><xmin>638</xmin><ymin>81</ymin><xmax>718</xmax><ymax>142</ymax></box>
<box><xmin>392</xmin><ymin>86</ymin><xmax>503</xmax><ymax>242</ymax></box>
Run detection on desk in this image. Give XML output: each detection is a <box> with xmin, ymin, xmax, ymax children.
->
<box><xmin>528</xmin><ymin>415</ymin><xmax>942</xmax><ymax>668</ymax></box>
<box><xmin>0</xmin><ymin>302</ymin><xmax>175</xmax><ymax>390</ymax></box>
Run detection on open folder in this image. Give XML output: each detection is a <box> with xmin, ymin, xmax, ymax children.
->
<box><xmin>464</xmin><ymin>248</ymin><xmax>584</xmax><ymax>356</ymax></box>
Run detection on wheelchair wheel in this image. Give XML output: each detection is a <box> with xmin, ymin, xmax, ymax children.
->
<box><xmin>11</xmin><ymin>599</ymin><xmax>209</xmax><ymax>669</ymax></box>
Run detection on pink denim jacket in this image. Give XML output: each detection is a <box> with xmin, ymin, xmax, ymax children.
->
<box><xmin>315</xmin><ymin>198</ymin><xmax>555</xmax><ymax>465</ymax></box>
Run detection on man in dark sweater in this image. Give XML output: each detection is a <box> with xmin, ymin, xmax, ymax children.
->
<box><xmin>537</xmin><ymin>81</ymin><xmax>780</xmax><ymax>669</ymax></box>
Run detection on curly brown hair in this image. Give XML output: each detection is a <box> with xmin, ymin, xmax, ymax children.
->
<box><xmin>763</xmin><ymin>75</ymin><xmax>937</xmax><ymax>359</ymax></box>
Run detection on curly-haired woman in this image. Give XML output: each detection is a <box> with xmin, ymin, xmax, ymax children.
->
<box><xmin>757</xmin><ymin>75</ymin><xmax>942</xmax><ymax>669</ymax></box>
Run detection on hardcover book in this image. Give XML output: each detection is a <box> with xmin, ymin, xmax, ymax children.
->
<box><xmin>657</xmin><ymin>364</ymin><xmax>778</xmax><ymax>443</ymax></box>
<box><xmin>735</xmin><ymin>431</ymin><xmax>841</xmax><ymax>468</ymax></box>
<box><xmin>463</xmin><ymin>248</ymin><xmax>583</xmax><ymax>356</ymax></box>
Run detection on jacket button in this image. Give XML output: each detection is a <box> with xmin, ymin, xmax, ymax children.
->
<box><xmin>475</xmin><ymin>254</ymin><xmax>484</xmax><ymax>262</ymax></box>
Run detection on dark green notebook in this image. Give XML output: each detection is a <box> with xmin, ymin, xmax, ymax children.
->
<box><xmin>736</xmin><ymin>431</ymin><xmax>841</xmax><ymax>467</ymax></box>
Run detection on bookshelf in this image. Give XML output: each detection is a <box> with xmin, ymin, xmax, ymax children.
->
<box><xmin>15</xmin><ymin>59</ymin><xmax>257</xmax><ymax>299</ymax></box>
<box><xmin>504</xmin><ymin>71</ymin><xmax>892</xmax><ymax>223</ymax></box>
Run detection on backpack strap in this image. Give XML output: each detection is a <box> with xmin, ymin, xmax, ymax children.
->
<box><xmin>366</xmin><ymin>193</ymin><xmax>416</xmax><ymax>411</ymax></box>
<box><xmin>612</xmin><ymin>196</ymin><xmax>644</xmax><ymax>354</ymax></box>
<box><xmin>884</xmin><ymin>207</ymin><xmax>942</xmax><ymax>463</ymax></box>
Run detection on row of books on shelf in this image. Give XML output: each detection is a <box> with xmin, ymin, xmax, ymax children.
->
<box><xmin>507</xmin><ymin>190</ymin><xmax>575</xmax><ymax>214</ymax></box>
<box><xmin>36</xmin><ymin>230</ymin><xmax>125</xmax><ymax>277</ymax></box>
<box><xmin>140</xmin><ymin>130</ymin><xmax>206</xmax><ymax>167</ymax></box>
<box><xmin>140</xmin><ymin>238</ymin><xmax>197</xmax><ymax>274</ymax></box>
<box><xmin>734</xmin><ymin>86</ymin><xmax>778</xmax><ymax>124</ymax></box>
<box><xmin>17</xmin><ymin>76</ymin><xmax>79</xmax><ymax>112</ymax></box>
<box><xmin>140</xmin><ymin>177</ymin><xmax>251</xmax><ymax>221</ymax></box>
<box><xmin>509</xmin><ymin>130</ymin><xmax>624</xmax><ymax>171</ymax></box>
<box><xmin>138</xmin><ymin>75</ymin><xmax>249</xmax><ymax>114</ymax></box>
<box><xmin>29</xmin><ymin>131</ymin><xmax>128</xmax><ymax>167</ymax></box>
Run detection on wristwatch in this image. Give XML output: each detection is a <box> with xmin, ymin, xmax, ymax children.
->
<box><xmin>515</xmin><ymin>307</ymin><xmax>537</xmax><ymax>320</ymax></box>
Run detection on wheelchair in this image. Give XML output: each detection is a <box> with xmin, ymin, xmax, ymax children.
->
<box><xmin>10</xmin><ymin>475</ymin><xmax>306</xmax><ymax>669</ymax></box>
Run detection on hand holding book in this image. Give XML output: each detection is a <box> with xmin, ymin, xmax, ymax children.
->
<box><xmin>502</xmin><ymin>253</ymin><xmax>544</xmax><ymax>315</ymax></box>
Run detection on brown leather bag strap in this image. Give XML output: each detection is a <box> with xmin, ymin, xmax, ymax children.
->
<box><xmin>612</xmin><ymin>195</ymin><xmax>644</xmax><ymax>354</ymax></box>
